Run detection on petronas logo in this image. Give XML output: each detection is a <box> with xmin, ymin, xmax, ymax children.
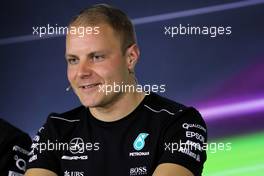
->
<box><xmin>133</xmin><ymin>133</ymin><xmax>149</xmax><ymax>151</ymax></box>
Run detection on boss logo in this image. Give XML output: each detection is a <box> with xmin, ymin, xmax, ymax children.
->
<box><xmin>130</xmin><ymin>166</ymin><xmax>147</xmax><ymax>175</ymax></box>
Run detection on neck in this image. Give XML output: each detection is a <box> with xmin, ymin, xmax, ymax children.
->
<box><xmin>89</xmin><ymin>91</ymin><xmax>146</xmax><ymax>122</ymax></box>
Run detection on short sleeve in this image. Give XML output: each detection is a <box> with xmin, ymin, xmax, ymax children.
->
<box><xmin>27</xmin><ymin>116</ymin><xmax>60</xmax><ymax>174</ymax></box>
<box><xmin>158</xmin><ymin>107</ymin><xmax>207</xmax><ymax>176</ymax></box>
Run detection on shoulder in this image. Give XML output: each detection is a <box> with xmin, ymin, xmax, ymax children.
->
<box><xmin>47</xmin><ymin>106</ymin><xmax>85</xmax><ymax>123</ymax></box>
<box><xmin>143</xmin><ymin>93</ymin><xmax>190</xmax><ymax>117</ymax></box>
<box><xmin>0</xmin><ymin>118</ymin><xmax>31</xmax><ymax>144</ymax></box>
<box><xmin>144</xmin><ymin>93</ymin><xmax>186</xmax><ymax>115</ymax></box>
<box><xmin>39</xmin><ymin>106</ymin><xmax>85</xmax><ymax>138</ymax></box>
<box><xmin>0</xmin><ymin>118</ymin><xmax>27</xmax><ymax>135</ymax></box>
<box><xmin>145</xmin><ymin>93</ymin><xmax>185</xmax><ymax>110</ymax></box>
<box><xmin>0</xmin><ymin>119</ymin><xmax>31</xmax><ymax>166</ymax></box>
<box><xmin>143</xmin><ymin>93</ymin><xmax>206</xmax><ymax>129</ymax></box>
<box><xmin>46</xmin><ymin>106</ymin><xmax>86</xmax><ymax>126</ymax></box>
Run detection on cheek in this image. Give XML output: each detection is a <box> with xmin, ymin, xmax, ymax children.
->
<box><xmin>67</xmin><ymin>67</ymin><xmax>75</xmax><ymax>83</ymax></box>
<box><xmin>103</xmin><ymin>59</ymin><xmax>127</xmax><ymax>81</ymax></box>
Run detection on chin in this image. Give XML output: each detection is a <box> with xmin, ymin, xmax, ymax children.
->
<box><xmin>79</xmin><ymin>92</ymin><xmax>121</xmax><ymax>108</ymax></box>
<box><xmin>80</xmin><ymin>93</ymin><xmax>107</xmax><ymax>108</ymax></box>
<box><xmin>80</xmin><ymin>98</ymin><xmax>100</xmax><ymax>108</ymax></box>
<box><xmin>81</xmin><ymin>101</ymin><xmax>98</xmax><ymax>108</ymax></box>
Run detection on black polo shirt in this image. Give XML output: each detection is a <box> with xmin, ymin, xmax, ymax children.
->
<box><xmin>27</xmin><ymin>93</ymin><xmax>207</xmax><ymax>176</ymax></box>
<box><xmin>0</xmin><ymin>118</ymin><xmax>31</xmax><ymax>176</ymax></box>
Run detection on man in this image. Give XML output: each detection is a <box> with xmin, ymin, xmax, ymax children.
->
<box><xmin>0</xmin><ymin>118</ymin><xmax>31</xmax><ymax>175</ymax></box>
<box><xmin>26</xmin><ymin>4</ymin><xmax>207</xmax><ymax>176</ymax></box>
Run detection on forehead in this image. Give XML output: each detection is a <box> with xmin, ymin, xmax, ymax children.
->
<box><xmin>66</xmin><ymin>23</ymin><xmax>121</xmax><ymax>54</ymax></box>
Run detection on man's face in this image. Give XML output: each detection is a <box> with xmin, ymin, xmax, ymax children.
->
<box><xmin>66</xmin><ymin>23</ymin><xmax>131</xmax><ymax>107</ymax></box>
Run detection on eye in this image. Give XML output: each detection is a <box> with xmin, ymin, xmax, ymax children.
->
<box><xmin>92</xmin><ymin>54</ymin><xmax>105</xmax><ymax>62</ymax></box>
<box><xmin>67</xmin><ymin>58</ymin><xmax>79</xmax><ymax>65</ymax></box>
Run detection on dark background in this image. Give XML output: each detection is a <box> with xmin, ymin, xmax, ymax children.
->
<box><xmin>1</xmin><ymin>0</ymin><xmax>264</xmax><ymax>141</ymax></box>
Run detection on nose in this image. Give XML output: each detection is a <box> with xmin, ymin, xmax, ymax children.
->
<box><xmin>77</xmin><ymin>60</ymin><xmax>93</xmax><ymax>79</ymax></box>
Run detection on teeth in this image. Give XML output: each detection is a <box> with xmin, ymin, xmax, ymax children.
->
<box><xmin>83</xmin><ymin>85</ymin><xmax>91</xmax><ymax>89</ymax></box>
<box><xmin>81</xmin><ymin>84</ymin><xmax>99</xmax><ymax>89</ymax></box>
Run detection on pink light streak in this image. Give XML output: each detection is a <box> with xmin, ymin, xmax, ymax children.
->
<box><xmin>199</xmin><ymin>98</ymin><xmax>264</xmax><ymax>120</ymax></box>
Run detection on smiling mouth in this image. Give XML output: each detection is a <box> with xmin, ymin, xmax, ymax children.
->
<box><xmin>79</xmin><ymin>83</ymin><xmax>101</xmax><ymax>89</ymax></box>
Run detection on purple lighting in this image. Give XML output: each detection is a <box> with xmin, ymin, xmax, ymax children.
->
<box><xmin>199</xmin><ymin>98</ymin><xmax>264</xmax><ymax>120</ymax></box>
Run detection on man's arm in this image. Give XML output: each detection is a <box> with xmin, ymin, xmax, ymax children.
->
<box><xmin>153</xmin><ymin>163</ymin><xmax>194</xmax><ymax>176</ymax></box>
<box><xmin>25</xmin><ymin>168</ymin><xmax>57</xmax><ymax>176</ymax></box>
<box><xmin>155</xmin><ymin>107</ymin><xmax>207</xmax><ymax>176</ymax></box>
<box><xmin>26</xmin><ymin>116</ymin><xmax>61</xmax><ymax>175</ymax></box>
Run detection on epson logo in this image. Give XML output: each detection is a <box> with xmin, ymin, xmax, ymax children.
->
<box><xmin>130</xmin><ymin>166</ymin><xmax>147</xmax><ymax>175</ymax></box>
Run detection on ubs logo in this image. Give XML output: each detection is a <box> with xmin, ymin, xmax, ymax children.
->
<box><xmin>64</xmin><ymin>170</ymin><xmax>84</xmax><ymax>176</ymax></box>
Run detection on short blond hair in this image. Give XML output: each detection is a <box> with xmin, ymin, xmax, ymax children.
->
<box><xmin>69</xmin><ymin>4</ymin><xmax>136</xmax><ymax>54</ymax></box>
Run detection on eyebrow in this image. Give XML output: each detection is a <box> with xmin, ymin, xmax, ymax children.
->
<box><xmin>65</xmin><ymin>54</ymin><xmax>77</xmax><ymax>59</ymax></box>
<box><xmin>65</xmin><ymin>50</ymin><xmax>108</xmax><ymax>59</ymax></box>
<box><xmin>87</xmin><ymin>51</ymin><xmax>105</xmax><ymax>58</ymax></box>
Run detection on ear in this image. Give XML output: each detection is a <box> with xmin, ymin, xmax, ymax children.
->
<box><xmin>125</xmin><ymin>44</ymin><xmax>140</xmax><ymax>72</ymax></box>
